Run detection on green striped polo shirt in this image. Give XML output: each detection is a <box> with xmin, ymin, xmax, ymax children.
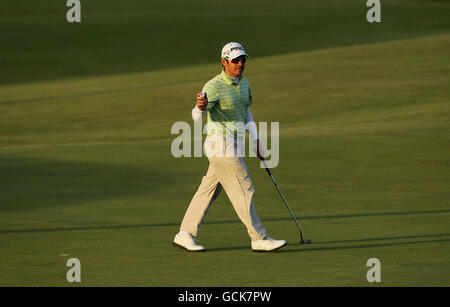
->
<box><xmin>202</xmin><ymin>70</ymin><xmax>252</xmax><ymax>136</ymax></box>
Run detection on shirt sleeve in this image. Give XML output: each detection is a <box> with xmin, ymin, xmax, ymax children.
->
<box><xmin>245</xmin><ymin>107</ymin><xmax>258</xmax><ymax>142</ymax></box>
<box><xmin>248</xmin><ymin>85</ymin><xmax>252</xmax><ymax>108</ymax></box>
<box><xmin>192</xmin><ymin>106</ymin><xmax>206</xmax><ymax>121</ymax></box>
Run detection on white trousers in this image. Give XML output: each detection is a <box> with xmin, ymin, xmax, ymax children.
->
<box><xmin>180</xmin><ymin>135</ymin><xmax>267</xmax><ymax>241</ymax></box>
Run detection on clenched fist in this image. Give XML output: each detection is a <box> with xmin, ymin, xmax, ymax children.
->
<box><xmin>196</xmin><ymin>92</ymin><xmax>208</xmax><ymax>111</ymax></box>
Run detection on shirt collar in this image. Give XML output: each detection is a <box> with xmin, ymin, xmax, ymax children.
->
<box><xmin>221</xmin><ymin>70</ymin><xmax>242</xmax><ymax>85</ymax></box>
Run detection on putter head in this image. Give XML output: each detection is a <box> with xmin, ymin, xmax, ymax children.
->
<box><xmin>300</xmin><ymin>239</ymin><xmax>312</xmax><ymax>244</ymax></box>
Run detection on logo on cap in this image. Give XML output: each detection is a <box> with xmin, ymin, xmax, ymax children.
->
<box><xmin>221</xmin><ymin>42</ymin><xmax>247</xmax><ymax>60</ymax></box>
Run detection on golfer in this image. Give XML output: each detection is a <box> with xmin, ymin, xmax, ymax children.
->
<box><xmin>173</xmin><ymin>42</ymin><xmax>286</xmax><ymax>252</ymax></box>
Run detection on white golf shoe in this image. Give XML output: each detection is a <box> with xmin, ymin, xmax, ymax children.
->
<box><xmin>173</xmin><ymin>230</ymin><xmax>205</xmax><ymax>252</ymax></box>
<box><xmin>251</xmin><ymin>236</ymin><xmax>287</xmax><ymax>252</ymax></box>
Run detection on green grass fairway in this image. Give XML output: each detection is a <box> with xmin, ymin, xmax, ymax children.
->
<box><xmin>2</xmin><ymin>0</ymin><xmax>450</xmax><ymax>85</ymax></box>
<box><xmin>1</xmin><ymin>0</ymin><xmax>450</xmax><ymax>287</ymax></box>
<box><xmin>1</xmin><ymin>32</ymin><xmax>449</xmax><ymax>286</ymax></box>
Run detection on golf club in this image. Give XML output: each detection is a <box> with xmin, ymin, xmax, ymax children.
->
<box><xmin>259</xmin><ymin>154</ymin><xmax>312</xmax><ymax>244</ymax></box>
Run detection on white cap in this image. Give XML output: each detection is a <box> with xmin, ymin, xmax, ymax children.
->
<box><xmin>221</xmin><ymin>42</ymin><xmax>248</xmax><ymax>60</ymax></box>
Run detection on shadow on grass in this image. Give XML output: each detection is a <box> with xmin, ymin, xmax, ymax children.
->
<box><xmin>1</xmin><ymin>209</ymin><xmax>448</xmax><ymax>234</ymax></box>
<box><xmin>278</xmin><ymin>237</ymin><xmax>450</xmax><ymax>253</ymax></box>
<box><xmin>0</xmin><ymin>155</ymin><xmax>169</xmax><ymax>211</ymax></box>
<box><xmin>206</xmin><ymin>234</ymin><xmax>450</xmax><ymax>253</ymax></box>
<box><xmin>178</xmin><ymin>233</ymin><xmax>450</xmax><ymax>253</ymax></box>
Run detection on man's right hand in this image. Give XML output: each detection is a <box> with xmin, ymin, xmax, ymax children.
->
<box><xmin>256</xmin><ymin>139</ymin><xmax>265</xmax><ymax>160</ymax></box>
<box><xmin>196</xmin><ymin>92</ymin><xmax>208</xmax><ymax>111</ymax></box>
